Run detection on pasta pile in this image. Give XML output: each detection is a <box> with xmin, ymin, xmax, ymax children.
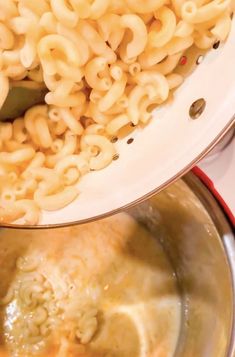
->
<box><xmin>0</xmin><ymin>0</ymin><xmax>232</xmax><ymax>225</ymax></box>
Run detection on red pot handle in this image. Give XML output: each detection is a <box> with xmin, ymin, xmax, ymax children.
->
<box><xmin>192</xmin><ymin>166</ymin><xmax>235</xmax><ymax>228</ymax></box>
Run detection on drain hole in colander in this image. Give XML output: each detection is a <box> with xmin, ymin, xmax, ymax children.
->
<box><xmin>196</xmin><ymin>55</ymin><xmax>204</xmax><ymax>65</ymax></box>
<box><xmin>111</xmin><ymin>137</ymin><xmax>118</xmax><ymax>143</ymax></box>
<box><xmin>127</xmin><ymin>138</ymin><xmax>134</xmax><ymax>145</ymax></box>
<box><xmin>189</xmin><ymin>98</ymin><xmax>206</xmax><ymax>119</ymax></box>
<box><xmin>213</xmin><ymin>41</ymin><xmax>220</xmax><ymax>49</ymax></box>
<box><xmin>113</xmin><ymin>154</ymin><xmax>120</xmax><ymax>161</ymax></box>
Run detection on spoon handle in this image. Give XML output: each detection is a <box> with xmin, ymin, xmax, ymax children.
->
<box><xmin>0</xmin><ymin>81</ymin><xmax>47</xmax><ymax>121</ymax></box>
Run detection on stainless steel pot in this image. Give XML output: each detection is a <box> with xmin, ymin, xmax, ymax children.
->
<box><xmin>129</xmin><ymin>172</ymin><xmax>235</xmax><ymax>357</ymax></box>
<box><xmin>1</xmin><ymin>172</ymin><xmax>234</xmax><ymax>356</ymax></box>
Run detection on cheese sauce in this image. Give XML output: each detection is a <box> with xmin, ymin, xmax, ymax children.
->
<box><xmin>0</xmin><ymin>213</ymin><xmax>181</xmax><ymax>357</ymax></box>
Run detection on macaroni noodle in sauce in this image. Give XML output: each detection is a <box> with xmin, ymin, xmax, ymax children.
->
<box><xmin>0</xmin><ymin>213</ymin><xmax>181</xmax><ymax>357</ymax></box>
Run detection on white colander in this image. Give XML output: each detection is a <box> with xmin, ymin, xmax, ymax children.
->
<box><xmin>6</xmin><ymin>20</ymin><xmax>235</xmax><ymax>228</ymax></box>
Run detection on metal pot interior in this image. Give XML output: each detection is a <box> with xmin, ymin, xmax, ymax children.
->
<box><xmin>0</xmin><ymin>173</ymin><xmax>234</xmax><ymax>356</ymax></box>
<box><xmin>129</xmin><ymin>173</ymin><xmax>235</xmax><ymax>357</ymax></box>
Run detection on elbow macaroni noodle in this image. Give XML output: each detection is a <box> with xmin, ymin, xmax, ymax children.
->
<box><xmin>0</xmin><ymin>0</ymin><xmax>232</xmax><ymax>224</ymax></box>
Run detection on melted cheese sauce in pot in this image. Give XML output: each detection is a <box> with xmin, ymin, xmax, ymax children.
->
<box><xmin>0</xmin><ymin>213</ymin><xmax>181</xmax><ymax>357</ymax></box>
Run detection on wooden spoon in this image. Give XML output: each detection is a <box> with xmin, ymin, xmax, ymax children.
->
<box><xmin>0</xmin><ymin>81</ymin><xmax>48</xmax><ymax>121</ymax></box>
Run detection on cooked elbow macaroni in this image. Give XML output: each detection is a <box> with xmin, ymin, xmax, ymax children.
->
<box><xmin>0</xmin><ymin>0</ymin><xmax>232</xmax><ymax>224</ymax></box>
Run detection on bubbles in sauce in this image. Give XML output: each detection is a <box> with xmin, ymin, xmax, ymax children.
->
<box><xmin>0</xmin><ymin>213</ymin><xmax>181</xmax><ymax>357</ymax></box>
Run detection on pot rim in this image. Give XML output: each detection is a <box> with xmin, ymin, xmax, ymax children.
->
<box><xmin>183</xmin><ymin>173</ymin><xmax>235</xmax><ymax>357</ymax></box>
